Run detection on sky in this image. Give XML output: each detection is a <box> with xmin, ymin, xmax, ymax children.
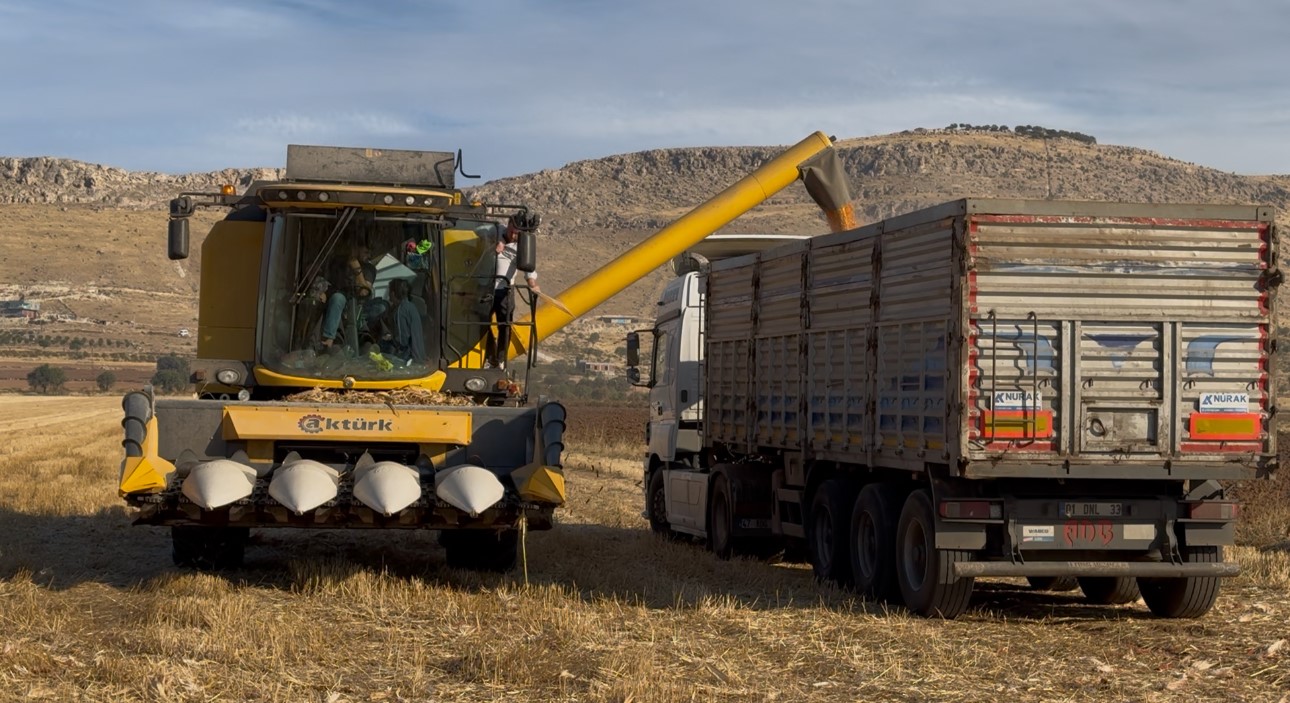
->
<box><xmin>0</xmin><ymin>0</ymin><xmax>1286</xmax><ymax>181</ymax></box>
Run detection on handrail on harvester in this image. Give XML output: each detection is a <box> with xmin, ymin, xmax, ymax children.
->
<box><xmin>506</xmin><ymin>130</ymin><xmax>853</xmax><ymax>360</ymax></box>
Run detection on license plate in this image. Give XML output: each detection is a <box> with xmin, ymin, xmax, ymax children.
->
<box><xmin>1062</xmin><ymin>502</ymin><xmax>1123</xmax><ymax>518</ymax></box>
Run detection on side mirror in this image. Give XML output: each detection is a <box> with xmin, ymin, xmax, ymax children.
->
<box><xmin>626</xmin><ymin>331</ymin><xmax>640</xmax><ymax>368</ymax></box>
<box><xmin>516</xmin><ymin>230</ymin><xmax>536</xmax><ymax>273</ymax></box>
<box><xmin>168</xmin><ymin>218</ymin><xmax>190</xmax><ymax>260</ymax></box>
<box><xmin>627</xmin><ymin>367</ymin><xmax>641</xmax><ymax>384</ymax></box>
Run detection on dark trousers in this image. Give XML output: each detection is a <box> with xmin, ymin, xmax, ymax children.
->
<box><xmin>486</xmin><ymin>285</ymin><xmax>514</xmax><ymax>364</ymax></box>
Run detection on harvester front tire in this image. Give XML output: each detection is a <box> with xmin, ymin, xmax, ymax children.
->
<box><xmin>1077</xmin><ymin>576</ymin><xmax>1140</xmax><ymax>605</ymax></box>
<box><xmin>441</xmin><ymin>529</ymin><xmax>519</xmax><ymax>573</ymax></box>
<box><xmin>1138</xmin><ymin>546</ymin><xmax>1223</xmax><ymax>619</ymax></box>
<box><xmin>895</xmin><ymin>490</ymin><xmax>975</xmax><ymax>618</ymax></box>
<box><xmin>171</xmin><ymin>526</ymin><xmax>248</xmax><ymax>571</ymax></box>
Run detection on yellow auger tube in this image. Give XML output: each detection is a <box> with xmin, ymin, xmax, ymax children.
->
<box><xmin>508</xmin><ymin>130</ymin><xmax>837</xmax><ymax>359</ymax></box>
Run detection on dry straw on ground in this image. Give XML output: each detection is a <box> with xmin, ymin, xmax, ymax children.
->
<box><xmin>1</xmin><ymin>397</ymin><xmax>1288</xmax><ymax>702</ymax></box>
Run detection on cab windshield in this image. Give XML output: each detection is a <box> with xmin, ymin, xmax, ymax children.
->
<box><xmin>260</xmin><ymin>211</ymin><xmax>451</xmax><ymax>381</ymax></box>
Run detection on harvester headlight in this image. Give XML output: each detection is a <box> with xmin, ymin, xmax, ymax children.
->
<box><xmin>215</xmin><ymin>368</ymin><xmax>240</xmax><ymax>385</ymax></box>
<box><xmin>405</xmin><ymin>195</ymin><xmax>416</xmax><ymax>206</ymax></box>
<box><xmin>382</xmin><ymin>195</ymin><xmax>395</xmax><ymax>205</ymax></box>
<box><xmin>277</xmin><ymin>190</ymin><xmax>289</xmax><ymax>200</ymax></box>
<box><xmin>317</xmin><ymin>192</ymin><xmax>329</xmax><ymax>202</ymax></box>
<box><xmin>296</xmin><ymin>191</ymin><xmax>307</xmax><ymax>200</ymax></box>
<box><xmin>237</xmin><ymin>389</ymin><xmax>251</xmax><ymax>401</ymax></box>
<box><xmin>423</xmin><ymin>197</ymin><xmax>434</xmax><ymax>206</ymax></box>
<box><xmin>464</xmin><ymin>376</ymin><xmax>487</xmax><ymax>392</ymax></box>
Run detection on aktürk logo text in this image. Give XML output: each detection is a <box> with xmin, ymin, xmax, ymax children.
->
<box><xmin>297</xmin><ymin>414</ymin><xmax>394</xmax><ymax>434</ymax></box>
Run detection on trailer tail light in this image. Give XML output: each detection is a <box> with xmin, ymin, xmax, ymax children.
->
<box><xmin>1188</xmin><ymin>413</ymin><xmax>1261</xmax><ymax>441</ymax></box>
<box><xmin>1188</xmin><ymin>502</ymin><xmax>1240</xmax><ymax>520</ymax></box>
<box><xmin>939</xmin><ymin>500</ymin><xmax>1001</xmax><ymax>520</ymax></box>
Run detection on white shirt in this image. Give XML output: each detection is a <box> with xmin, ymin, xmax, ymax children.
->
<box><xmin>494</xmin><ymin>241</ymin><xmax>536</xmax><ymax>290</ymax></box>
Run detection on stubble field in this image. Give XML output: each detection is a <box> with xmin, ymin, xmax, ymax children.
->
<box><xmin>1</xmin><ymin>397</ymin><xmax>1288</xmax><ymax>702</ymax></box>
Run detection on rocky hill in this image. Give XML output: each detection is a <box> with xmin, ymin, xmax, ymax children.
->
<box><xmin>2</xmin><ymin>128</ymin><xmax>1289</xmax><ymax>348</ymax></box>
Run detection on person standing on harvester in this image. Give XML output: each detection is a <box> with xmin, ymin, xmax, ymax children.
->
<box><xmin>486</xmin><ymin>211</ymin><xmax>540</xmax><ymax>369</ymax></box>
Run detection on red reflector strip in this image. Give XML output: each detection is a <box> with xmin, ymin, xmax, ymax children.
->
<box><xmin>1188</xmin><ymin>413</ymin><xmax>1261</xmax><ymax>441</ymax></box>
<box><xmin>939</xmin><ymin>500</ymin><xmax>994</xmax><ymax>519</ymax></box>
<box><xmin>981</xmin><ymin>411</ymin><xmax>1054</xmax><ymax>439</ymax></box>
<box><xmin>1188</xmin><ymin>502</ymin><xmax>1240</xmax><ymax>520</ymax></box>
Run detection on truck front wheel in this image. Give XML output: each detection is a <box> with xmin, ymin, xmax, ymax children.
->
<box><xmin>1138</xmin><ymin>547</ymin><xmax>1223</xmax><ymax>618</ymax></box>
<box><xmin>895</xmin><ymin>490</ymin><xmax>975</xmax><ymax>618</ymax></box>
<box><xmin>850</xmin><ymin>483</ymin><xmax>902</xmax><ymax>603</ymax></box>
<box><xmin>1077</xmin><ymin>576</ymin><xmax>1140</xmax><ymax>605</ymax></box>
<box><xmin>646</xmin><ymin>469</ymin><xmax>669</xmax><ymax>534</ymax></box>
<box><xmin>807</xmin><ymin>479</ymin><xmax>854</xmax><ymax>586</ymax></box>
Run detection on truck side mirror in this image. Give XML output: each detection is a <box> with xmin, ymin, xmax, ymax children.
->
<box><xmin>627</xmin><ymin>367</ymin><xmax>641</xmax><ymax>384</ymax></box>
<box><xmin>168</xmin><ymin>218</ymin><xmax>190</xmax><ymax>260</ymax></box>
<box><xmin>626</xmin><ymin>332</ymin><xmax>640</xmax><ymax>367</ymax></box>
<box><xmin>517</xmin><ymin>230</ymin><xmax>536</xmax><ymax>273</ymax></box>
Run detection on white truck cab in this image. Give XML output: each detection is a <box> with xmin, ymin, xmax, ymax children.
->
<box><xmin>627</xmin><ymin>235</ymin><xmax>809</xmax><ymax>538</ymax></box>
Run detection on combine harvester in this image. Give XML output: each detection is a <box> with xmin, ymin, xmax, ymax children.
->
<box><xmin>119</xmin><ymin>133</ymin><xmax>854</xmax><ymax>570</ymax></box>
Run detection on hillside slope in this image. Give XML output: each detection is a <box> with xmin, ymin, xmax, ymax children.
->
<box><xmin>2</xmin><ymin>129</ymin><xmax>1288</xmax><ymax>361</ymax></box>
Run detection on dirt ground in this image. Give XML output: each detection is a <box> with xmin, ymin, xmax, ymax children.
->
<box><xmin>0</xmin><ymin>397</ymin><xmax>1287</xmax><ymax>702</ymax></box>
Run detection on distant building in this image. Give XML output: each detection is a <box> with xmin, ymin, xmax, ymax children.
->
<box><xmin>597</xmin><ymin>314</ymin><xmax>642</xmax><ymax>326</ymax></box>
<box><xmin>577</xmin><ymin>360</ymin><xmax>622</xmax><ymax>376</ymax></box>
<box><xmin>0</xmin><ymin>299</ymin><xmax>39</xmax><ymax>319</ymax></box>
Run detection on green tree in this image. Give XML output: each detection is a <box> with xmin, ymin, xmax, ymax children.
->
<box><xmin>152</xmin><ymin>369</ymin><xmax>189</xmax><ymax>395</ymax></box>
<box><xmin>96</xmin><ymin>370</ymin><xmax>117</xmax><ymax>392</ymax></box>
<box><xmin>27</xmin><ymin>364</ymin><xmax>67</xmax><ymax>394</ymax></box>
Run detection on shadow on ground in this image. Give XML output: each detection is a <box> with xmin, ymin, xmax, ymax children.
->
<box><xmin>0</xmin><ymin>506</ymin><xmax>1193</xmax><ymax>621</ymax></box>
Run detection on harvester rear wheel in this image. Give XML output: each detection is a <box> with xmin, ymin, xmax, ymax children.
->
<box><xmin>441</xmin><ymin>529</ymin><xmax>519</xmax><ymax>573</ymax></box>
<box><xmin>171</xmin><ymin>526</ymin><xmax>248</xmax><ymax>570</ymax></box>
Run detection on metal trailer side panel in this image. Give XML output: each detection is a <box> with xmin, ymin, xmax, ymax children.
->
<box><xmin>707</xmin><ymin>260</ymin><xmax>757</xmax><ymax>450</ymax></box>
<box><xmin>964</xmin><ymin>206</ymin><xmax>1276</xmax><ymax>478</ymax></box>
<box><xmin>703</xmin><ymin>198</ymin><xmax>1276</xmax><ymax>485</ymax></box>
<box><xmin>871</xmin><ymin>216</ymin><xmax>957</xmax><ymax>470</ymax></box>
<box><xmin>805</xmin><ymin>227</ymin><xmax>878</xmax><ymax>459</ymax></box>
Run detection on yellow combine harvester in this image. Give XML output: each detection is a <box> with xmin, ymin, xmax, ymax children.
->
<box><xmin>118</xmin><ymin>133</ymin><xmax>853</xmax><ymax>571</ymax></box>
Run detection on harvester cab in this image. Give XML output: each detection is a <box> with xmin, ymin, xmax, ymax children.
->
<box><xmin>168</xmin><ymin>145</ymin><xmax>538</xmax><ymax>402</ymax></box>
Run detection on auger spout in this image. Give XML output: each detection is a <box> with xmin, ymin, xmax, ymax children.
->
<box><xmin>506</xmin><ymin>130</ymin><xmax>853</xmax><ymax>360</ymax></box>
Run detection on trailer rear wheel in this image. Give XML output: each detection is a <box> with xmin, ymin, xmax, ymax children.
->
<box><xmin>441</xmin><ymin>529</ymin><xmax>519</xmax><ymax>573</ymax></box>
<box><xmin>646</xmin><ymin>469</ymin><xmax>669</xmax><ymax>534</ymax></box>
<box><xmin>1138</xmin><ymin>547</ymin><xmax>1223</xmax><ymax>618</ymax></box>
<box><xmin>851</xmin><ymin>483</ymin><xmax>902</xmax><ymax>603</ymax></box>
<box><xmin>1027</xmin><ymin>576</ymin><xmax>1078</xmax><ymax>592</ymax></box>
<box><xmin>807</xmin><ymin>479</ymin><xmax>854</xmax><ymax>586</ymax></box>
<box><xmin>171</xmin><ymin>526</ymin><xmax>248</xmax><ymax>570</ymax></box>
<box><xmin>1077</xmin><ymin>577</ymin><xmax>1140</xmax><ymax>605</ymax></box>
<box><xmin>895</xmin><ymin>490</ymin><xmax>974</xmax><ymax>618</ymax></box>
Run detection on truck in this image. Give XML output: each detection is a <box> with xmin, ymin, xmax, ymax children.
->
<box><xmin>120</xmin><ymin>133</ymin><xmax>855</xmax><ymax>571</ymax></box>
<box><xmin>628</xmin><ymin>198</ymin><xmax>1279</xmax><ymax>618</ymax></box>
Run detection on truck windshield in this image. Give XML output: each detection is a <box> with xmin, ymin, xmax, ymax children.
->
<box><xmin>259</xmin><ymin>211</ymin><xmax>445</xmax><ymax>381</ymax></box>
